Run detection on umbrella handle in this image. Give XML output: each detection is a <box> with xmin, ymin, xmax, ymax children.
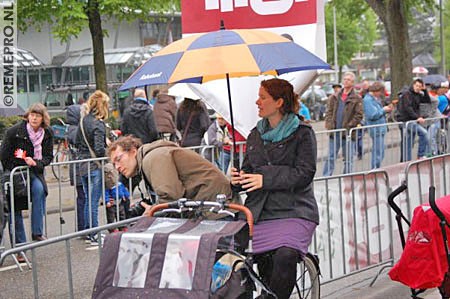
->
<box><xmin>226</xmin><ymin>73</ymin><xmax>240</xmax><ymax>171</ymax></box>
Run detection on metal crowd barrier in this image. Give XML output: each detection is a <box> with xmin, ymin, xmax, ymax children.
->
<box><xmin>312</xmin><ymin>169</ymin><xmax>393</xmax><ymax>284</ymax></box>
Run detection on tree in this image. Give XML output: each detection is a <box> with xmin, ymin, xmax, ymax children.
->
<box><xmin>18</xmin><ymin>0</ymin><xmax>180</xmax><ymax>93</ymax></box>
<box><xmin>434</xmin><ymin>0</ymin><xmax>450</xmax><ymax>73</ymax></box>
<box><xmin>325</xmin><ymin>0</ymin><xmax>378</xmax><ymax>81</ymax></box>
<box><xmin>364</xmin><ymin>0</ymin><xmax>435</xmax><ymax>97</ymax></box>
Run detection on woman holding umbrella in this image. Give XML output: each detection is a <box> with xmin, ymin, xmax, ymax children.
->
<box><xmin>231</xmin><ymin>78</ymin><xmax>319</xmax><ymax>299</ymax></box>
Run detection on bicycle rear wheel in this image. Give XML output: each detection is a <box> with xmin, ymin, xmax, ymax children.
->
<box><xmin>290</xmin><ymin>253</ymin><xmax>320</xmax><ymax>299</ymax></box>
<box><xmin>52</xmin><ymin>150</ymin><xmax>70</xmax><ymax>182</ymax></box>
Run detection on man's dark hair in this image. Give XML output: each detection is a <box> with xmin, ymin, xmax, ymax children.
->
<box><xmin>152</xmin><ymin>89</ymin><xmax>160</xmax><ymax>98</ymax></box>
<box><xmin>412</xmin><ymin>78</ymin><xmax>424</xmax><ymax>86</ymax></box>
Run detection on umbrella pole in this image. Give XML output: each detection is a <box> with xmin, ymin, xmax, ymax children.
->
<box><xmin>226</xmin><ymin>73</ymin><xmax>239</xmax><ymax>170</ymax></box>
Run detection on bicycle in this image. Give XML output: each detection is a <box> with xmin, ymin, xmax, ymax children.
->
<box><xmin>51</xmin><ymin>118</ymin><xmax>71</xmax><ymax>182</ymax></box>
<box><xmin>147</xmin><ymin>199</ymin><xmax>321</xmax><ymax>299</ymax></box>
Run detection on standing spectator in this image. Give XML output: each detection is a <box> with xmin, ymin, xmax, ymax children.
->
<box><xmin>121</xmin><ymin>88</ymin><xmax>159</xmax><ymax>145</ymax></box>
<box><xmin>0</xmin><ymin>169</ymin><xmax>5</xmax><ymax>245</ymax></box>
<box><xmin>149</xmin><ymin>89</ymin><xmax>159</xmax><ymax>107</ymax></box>
<box><xmin>201</xmin><ymin>113</ymin><xmax>231</xmax><ymax>169</ymax></box>
<box><xmin>359</xmin><ymin>79</ymin><xmax>370</xmax><ymax>98</ymax></box>
<box><xmin>65</xmin><ymin>100</ymin><xmax>86</xmax><ymax>232</ymax></box>
<box><xmin>421</xmin><ymin>83</ymin><xmax>441</xmax><ymax>156</ymax></box>
<box><xmin>117</xmin><ymin>90</ymin><xmax>131</xmax><ymax>118</ymax></box>
<box><xmin>323</xmin><ymin>72</ymin><xmax>363</xmax><ymax>176</ymax></box>
<box><xmin>0</xmin><ymin>103</ymin><xmax>53</xmax><ymax>246</ymax></box>
<box><xmin>332</xmin><ymin>83</ymin><xmax>342</xmax><ymax>94</ymax></box>
<box><xmin>299</xmin><ymin>102</ymin><xmax>311</xmax><ymax>123</ymax></box>
<box><xmin>230</xmin><ymin>78</ymin><xmax>318</xmax><ymax>299</ymax></box>
<box><xmin>357</xmin><ymin>80</ymin><xmax>370</xmax><ymax>160</ymax></box>
<box><xmin>75</xmin><ymin>90</ymin><xmax>109</xmax><ymax>245</ymax></box>
<box><xmin>222</xmin><ymin>123</ymin><xmax>247</xmax><ymax>173</ymax></box>
<box><xmin>154</xmin><ymin>89</ymin><xmax>177</xmax><ymax>141</ymax></box>
<box><xmin>363</xmin><ymin>81</ymin><xmax>393</xmax><ymax>169</ymax></box>
<box><xmin>437</xmin><ymin>81</ymin><xmax>450</xmax><ymax>115</ymax></box>
<box><xmin>395</xmin><ymin>78</ymin><xmax>431</xmax><ymax>161</ymax></box>
<box><xmin>176</xmin><ymin>98</ymin><xmax>210</xmax><ymax>147</ymax></box>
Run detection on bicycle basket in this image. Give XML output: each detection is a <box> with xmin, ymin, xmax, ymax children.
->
<box><xmin>51</xmin><ymin>125</ymin><xmax>67</xmax><ymax>139</ymax></box>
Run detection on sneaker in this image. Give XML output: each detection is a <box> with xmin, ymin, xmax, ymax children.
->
<box><xmin>16</xmin><ymin>254</ymin><xmax>26</xmax><ymax>263</ymax></box>
<box><xmin>84</xmin><ymin>236</ymin><xmax>91</xmax><ymax>244</ymax></box>
<box><xmin>89</xmin><ymin>236</ymin><xmax>99</xmax><ymax>246</ymax></box>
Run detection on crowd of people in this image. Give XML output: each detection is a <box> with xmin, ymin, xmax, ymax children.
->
<box><xmin>321</xmin><ymin>72</ymin><xmax>450</xmax><ymax>176</ymax></box>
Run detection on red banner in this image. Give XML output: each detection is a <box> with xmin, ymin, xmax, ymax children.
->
<box><xmin>181</xmin><ymin>0</ymin><xmax>317</xmax><ymax>33</ymax></box>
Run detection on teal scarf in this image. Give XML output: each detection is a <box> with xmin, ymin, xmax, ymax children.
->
<box><xmin>257</xmin><ymin>113</ymin><xmax>299</xmax><ymax>143</ymax></box>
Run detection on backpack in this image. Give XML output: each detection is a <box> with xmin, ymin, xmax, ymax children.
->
<box><xmin>65</xmin><ymin>104</ymin><xmax>82</xmax><ymax>145</ymax></box>
<box><xmin>393</xmin><ymin>86</ymin><xmax>409</xmax><ymax>122</ymax></box>
<box><xmin>103</xmin><ymin>163</ymin><xmax>119</xmax><ymax>190</ymax></box>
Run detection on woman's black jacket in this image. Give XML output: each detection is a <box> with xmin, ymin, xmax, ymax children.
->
<box><xmin>234</xmin><ymin>123</ymin><xmax>319</xmax><ymax>224</ymax></box>
<box><xmin>0</xmin><ymin>120</ymin><xmax>53</xmax><ymax>207</ymax></box>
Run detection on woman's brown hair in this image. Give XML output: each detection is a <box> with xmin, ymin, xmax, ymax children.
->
<box><xmin>24</xmin><ymin>103</ymin><xmax>50</xmax><ymax>128</ymax></box>
<box><xmin>260</xmin><ymin>78</ymin><xmax>299</xmax><ymax>114</ymax></box>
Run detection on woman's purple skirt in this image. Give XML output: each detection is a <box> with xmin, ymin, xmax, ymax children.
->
<box><xmin>253</xmin><ymin>218</ymin><xmax>317</xmax><ymax>256</ymax></box>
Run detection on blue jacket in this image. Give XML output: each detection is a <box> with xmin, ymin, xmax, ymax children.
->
<box><xmin>299</xmin><ymin>103</ymin><xmax>311</xmax><ymax>121</ymax></box>
<box><xmin>363</xmin><ymin>93</ymin><xmax>387</xmax><ymax>135</ymax></box>
<box><xmin>104</xmin><ymin>182</ymin><xmax>130</xmax><ymax>204</ymax></box>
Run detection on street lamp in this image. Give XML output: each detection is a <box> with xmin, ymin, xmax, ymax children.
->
<box><xmin>440</xmin><ymin>0</ymin><xmax>446</xmax><ymax>76</ymax></box>
<box><xmin>333</xmin><ymin>3</ymin><xmax>338</xmax><ymax>82</ymax></box>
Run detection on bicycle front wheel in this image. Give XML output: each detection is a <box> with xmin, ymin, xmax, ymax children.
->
<box><xmin>52</xmin><ymin>150</ymin><xmax>70</xmax><ymax>182</ymax></box>
<box><xmin>290</xmin><ymin>253</ymin><xmax>320</xmax><ymax>299</ymax></box>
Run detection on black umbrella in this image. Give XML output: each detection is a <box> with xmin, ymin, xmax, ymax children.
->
<box><xmin>0</xmin><ymin>104</ymin><xmax>25</xmax><ymax>117</ymax></box>
<box><xmin>423</xmin><ymin>74</ymin><xmax>447</xmax><ymax>86</ymax></box>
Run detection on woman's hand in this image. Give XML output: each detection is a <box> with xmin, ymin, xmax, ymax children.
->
<box><xmin>230</xmin><ymin>167</ymin><xmax>263</xmax><ymax>192</ymax></box>
<box><xmin>230</xmin><ymin>167</ymin><xmax>243</xmax><ymax>185</ymax></box>
<box><xmin>239</xmin><ymin>173</ymin><xmax>263</xmax><ymax>192</ymax></box>
<box><xmin>24</xmin><ymin>157</ymin><xmax>37</xmax><ymax>167</ymax></box>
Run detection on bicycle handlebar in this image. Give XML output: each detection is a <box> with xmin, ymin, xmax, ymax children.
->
<box><xmin>148</xmin><ymin>199</ymin><xmax>254</xmax><ymax>238</ymax></box>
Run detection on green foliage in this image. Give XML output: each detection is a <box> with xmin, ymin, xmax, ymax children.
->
<box><xmin>434</xmin><ymin>0</ymin><xmax>450</xmax><ymax>73</ymax></box>
<box><xmin>325</xmin><ymin>0</ymin><xmax>378</xmax><ymax>68</ymax></box>
<box><xmin>17</xmin><ymin>0</ymin><xmax>181</xmax><ymax>42</ymax></box>
<box><xmin>0</xmin><ymin>116</ymin><xmax>23</xmax><ymax>140</ymax></box>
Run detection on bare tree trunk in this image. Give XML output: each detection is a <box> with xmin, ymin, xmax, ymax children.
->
<box><xmin>86</xmin><ymin>0</ymin><xmax>107</xmax><ymax>93</ymax></box>
<box><xmin>366</xmin><ymin>0</ymin><xmax>412</xmax><ymax>97</ymax></box>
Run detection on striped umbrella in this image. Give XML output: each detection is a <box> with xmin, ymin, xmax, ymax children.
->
<box><xmin>120</xmin><ymin>27</ymin><xmax>330</xmax><ymax>161</ymax></box>
<box><xmin>120</xmin><ymin>28</ymin><xmax>330</xmax><ymax>88</ymax></box>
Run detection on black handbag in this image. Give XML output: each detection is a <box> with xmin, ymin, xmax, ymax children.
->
<box><xmin>2</xmin><ymin>169</ymin><xmax>29</xmax><ymax>210</ymax></box>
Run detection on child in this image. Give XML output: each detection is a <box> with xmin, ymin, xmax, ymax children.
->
<box><xmin>104</xmin><ymin>163</ymin><xmax>130</xmax><ymax>231</ymax></box>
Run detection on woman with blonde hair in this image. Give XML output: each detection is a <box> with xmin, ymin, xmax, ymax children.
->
<box><xmin>0</xmin><ymin>103</ymin><xmax>53</xmax><ymax>249</ymax></box>
<box><xmin>75</xmin><ymin>90</ymin><xmax>109</xmax><ymax>245</ymax></box>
